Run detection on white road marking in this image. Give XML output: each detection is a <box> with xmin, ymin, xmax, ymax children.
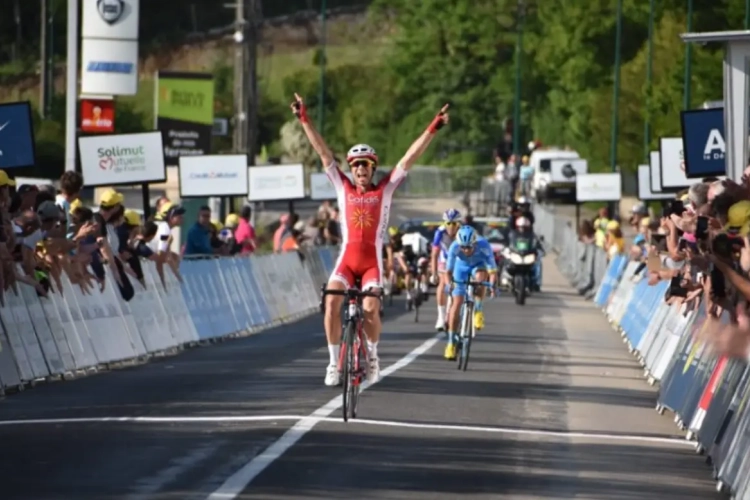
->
<box><xmin>206</xmin><ymin>333</ymin><xmax>441</xmax><ymax>499</ymax></box>
<box><xmin>0</xmin><ymin>413</ymin><xmax>690</xmax><ymax>447</ymax></box>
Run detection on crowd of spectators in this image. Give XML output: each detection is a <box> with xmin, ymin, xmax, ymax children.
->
<box><xmin>577</xmin><ymin>172</ymin><xmax>750</xmax><ymax>364</ymax></box>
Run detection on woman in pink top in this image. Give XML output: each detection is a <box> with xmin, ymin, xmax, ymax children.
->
<box><xmin>234</xmin><ymin>206</ymin><xmax>256</xmax><ymax>254</ymax></box>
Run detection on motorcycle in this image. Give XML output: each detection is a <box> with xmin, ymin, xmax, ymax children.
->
<box><xmin>501</xmin><ymin>238</ymin><xmax>537</xmax><ymax>305</ymax></box>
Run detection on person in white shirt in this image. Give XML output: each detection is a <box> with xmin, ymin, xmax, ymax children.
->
<box><xmin>149</xmin><ymin>202</ymin><xmax>185</xmax><ymax>286</ymax></box>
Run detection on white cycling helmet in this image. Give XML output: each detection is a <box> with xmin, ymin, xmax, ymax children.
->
<box><xmin>346</xmin><ymin>144</ymin><xmax>379</xmax><ymax>165</ymax></box>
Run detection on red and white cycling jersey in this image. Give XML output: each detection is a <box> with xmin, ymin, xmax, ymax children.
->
<box><xmin>327</xmin><ymin>161</ymin><xmax>406</xmax><ymax>290</ymax></box>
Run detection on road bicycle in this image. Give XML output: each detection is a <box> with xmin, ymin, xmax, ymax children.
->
<box><xmin>320</xmin><ymin>284</ymin><xmax>381</xmax><ymax>421</ymax></box>
<box><xmin>451</xmin><ymin>279</ymin><xmax>494</xmax><ymax>372</ymax></box>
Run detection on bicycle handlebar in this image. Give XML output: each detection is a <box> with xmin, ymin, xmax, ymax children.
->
<box><xmin>451</xmin><ymin>279</ymin><xmax>494</xmax><ymax>288</ymax></box>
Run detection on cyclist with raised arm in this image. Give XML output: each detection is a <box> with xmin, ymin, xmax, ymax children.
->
<box><xmin>430</xmin><ymin>208</ymin><xmax>462</xmax><ymax>331</ymax></box>
<box><xmin>443</xmin><ymin>225</ymin><xmax>497</xmax><ymax>360</ymax></box>
<box><xmin>291</xmin><ymin>93</ymin><xmax>450</xmax><ymax>386</ymax></box>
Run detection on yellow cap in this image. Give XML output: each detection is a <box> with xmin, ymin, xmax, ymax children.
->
<box><xmin>606</xmin><ymin>220</ymin><xmax>620</xmax><ymax>231</ymax></box>
<box><xmin>388</xmin><ymin>226</ymin><xmax>399</xmax><ymax>236</ymax></box>
<box><xmin>99</xmin><ymin>188</ymin><xmax>124</xmax><ymax>208</ymax></box>
<box><xmin>224</xmin><ymin>213</ymin><xmax>240</xmax><ymax>227</ymax></box>
<box><xmin>69</xmin><ymin>198</ymin><xmax>83</xmax><ymax>213</ymax></box>
<box><xmin>124</xmin><ymin>209</ymin><xmax>141</xmax><ymax>226</ymax></box>
<box><xmin>0</xmin><ymin>170</ymin><xmax>16</xmax><ymax>187</ymax></box>
<box><xmin>725</xmin><ymin>200</ymin><xmax>750</xmax><ymax>236</ymax></box>
<box><xmin>212</xmin><ymin>220</ymin><xmax>223</xmax><ymax>231</ymax></box>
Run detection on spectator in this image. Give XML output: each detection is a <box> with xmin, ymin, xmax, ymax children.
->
<box><xmin>234</xmin><ymin>205</ymin><xmax>257</xmax><ymax>255</ymax></box>
<box><xmin>273</xmin><ymin>213</ymin><xmax>292</xmax><ymax>253</ymax></box>
<box><xmin>209</xmin><ymin>221</ymin><xmax>230</xmax><ymax>255</ymax></box>
<box><xmin>518</xmin><ymin>155</ymin><xmax>534</xmax><ymax>197</ymax></box>
<box><xmin>593</xmin><ymin>207</ymin><xmax>610</xmax><ymax>248</ymax></box>
<box><xmin>222</xmin><ymin>214</ymin><xmax>240</xmax><ymax>254</ymax></box>
<box><xmin>326</xmin><ymin>207</ymin><xmax>341</xmax><ymax>245</ymax></box>
<box><xmin>494</xmin><ymin>155</ymin><xmax>506</xmax><ymax>182</ymax></box>
<box><xmin>149</xmin><ymin>201</ymin><xmax>185</xmax><ymax>287</ymax></box>
<box><xmin>302</xmin><ymin>216</ymin><xmax>320</xmax><ymax>247</ymax></box>
<box><xmin>605</xmin><ymin>220</ymin><xmax>625</xmax><ymax>259</ymax></box>
<box><xmin>11</xmin><ymin>184</ymin><xmax>39</xmax><ymax>216</ymax></box>
<box><xmin>578</xmin><ymin>219</ymin><xmax>596</xmax><ymax>244</ymax></box>
<box><xmin>184</xmin><ymin>206</ymin><xmax>214</xmax><ymax>256</ymax></box>
<box><xmin>505</xmin><ymin>154</ymin><xmax>519</xmax><ymax>197</ymax></box>
<box><xmin>55</xmin><ymin>171</ymin><xmax>84</xmax><ymax>237</ymax></box>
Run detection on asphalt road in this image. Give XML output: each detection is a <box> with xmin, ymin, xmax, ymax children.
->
<box><xmin>0</xmin><ymin>257</ymin><xmax>722</xmax><ymax>500</ymax></box>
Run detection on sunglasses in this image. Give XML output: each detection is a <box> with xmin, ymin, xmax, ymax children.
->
<box><xmin>445</xmin><ymin>222</ymin><xmax>459</xmax><ymax>227</ymax></box>
<box><xmin>349</xmin><ymin>159</ymin><xmax>375</xmax><ymax>169</ymax></box>
<box><xmin>460</xmin><ymin>245</ymin><xmax>473</xmax><ymax>251</ymax></box>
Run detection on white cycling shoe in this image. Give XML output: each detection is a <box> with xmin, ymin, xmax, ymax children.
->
<box><xmin>367</xmin><ymin>357</ymin><xmax>381</xmax><ymax>383</ymax></box>
<box><xmin>324</xmin><ymin>364</ymin><xmax>341</xmax><ymax>387</ymax></box>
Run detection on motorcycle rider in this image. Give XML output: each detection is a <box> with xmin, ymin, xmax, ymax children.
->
<box><xmin>507</xmin><ymin>216</ymin><xmax>544</xmax><ymax>291</ymax></box>
<box><xmin>509</xmin><ymin>196</ymin><xmax>535</xmax><ymax>230</ymax></box>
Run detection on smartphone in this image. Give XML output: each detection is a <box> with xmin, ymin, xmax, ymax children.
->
<box><xmin>651</xmin><ymin>233</ymin><xmax>668</xmax><ymax>253</ymax></box>
<box><xmin>695</xmin><ymin>216</ymin><xmax>709</xmax><ymax>239</ymax></box>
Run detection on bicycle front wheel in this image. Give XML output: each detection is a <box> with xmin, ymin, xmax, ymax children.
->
<box><xmin>342</xmin><ymin>320</ymin><xmax>356</xmax><ymax>422</ymax></box>
<box><xmin>459</xmin><ymin>302</ymin><xmax>474</xmax><ymax>371</ymax></box>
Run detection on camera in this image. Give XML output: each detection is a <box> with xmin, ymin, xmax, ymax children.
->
<box><xmin>662</xmin><ymin>199</ymin><xmax>686</xmax><ymax>218</ymax></box>
<box><xmin>695</xmin><ymin>216</ymin><xmax>709</xmax><ymax>240</ymax></box>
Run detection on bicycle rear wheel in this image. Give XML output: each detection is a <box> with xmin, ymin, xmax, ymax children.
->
<box><xmin>342</xmin><ymin>321</ymin><xmax>356</xmax><ymax>422</ymax></box>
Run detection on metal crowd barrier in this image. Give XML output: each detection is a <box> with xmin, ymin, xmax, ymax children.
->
<box><xmin>0</xmin><ymin>246</ymin><xmax>338</xmax><ymax>395</ymax></box>
<box><xmin>537</xmin><ymin>204</ymin><xmax>750</xmax><ymax>497</ymax></box>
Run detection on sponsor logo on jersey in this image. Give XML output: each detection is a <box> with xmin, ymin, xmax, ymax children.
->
<box><xmin>347</xmin><ymin>193</ymin><xmax>380</xmax><ymax>204</ymax></box>
<box><xmin>351</xmin><ymin>207</ymin><xmax>374</xmax><ymax>228</ymax></box>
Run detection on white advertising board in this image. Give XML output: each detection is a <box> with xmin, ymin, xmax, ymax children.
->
<box><xmin>82</xmin><ymin>0</ymin><xmax>140</xmax><ymax>40</ymax></box>
<box><xmin>81</xmin><ymin>39</ymin><xmax>139</xmax><ymax>96</ymax></box>
<box><xmin>649</xmin><ymin>150</ymin><xmax>663</xmax><ymax>192</ymax></box>
<box><xmin>78</xmin><ymin>131</ymin><xmax>165</xmax><ymax>187</ymax></box>
<box><xmin>310</xmin><ymin>172</ymin><xmax>337</xmax><ymax>200</ymax></box>
<box><xmin>576</xmin><ymin>173</ymin><xmax>622</xmax><ymax>202</ymax></box>
<box><xmin>637</xmin><ymin>165</ymin><xmax>673</xmax><ymax>200</ymax></box>
<box><xmin>248</xmin><ymin>164</ymin><xmax>305</xmax><ymax>201</ymax></box>
<box><xmin>659</xmin><ymin>137</ymin><xmax>702</xmax><ymax>190</ymax></box>
<box><xmin>179</xmin><ymin>155</ymin><xmax>248</xmax><ymax>197</ymax></box>
<box><xmin>550</xmin><ymin>158</ymin><xmax>588</xmax><ymax>183</ymax></box>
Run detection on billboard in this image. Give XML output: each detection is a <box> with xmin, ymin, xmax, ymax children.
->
<box><xmin>179</xmin><ymin>155</ymin><xmax>248</xmax><ymax>197</ymax></box>
<box><xmin>576</xmin><ymin>173</ymin><xmax>622</xmax><ymax>202</ymax></box>
<box><xmin>80</xmin><ymin>98</ymin><xmax>115</xmax><ymax>133</ymax></box>
<box><xmin>248</xmin><ymin>164</ymin><xmax>305</xmax><ymax>201</ymax></box>
<box><xmin>0</xmin><ymin>101</ymin><xmax>36</xmax><ymax>169</ymax></box>
<box><xmin>155</xmin><ymin>72</ymin><xmax>214</xmax><ymax>165</ymax></box>
<box><xmin>680</xmin><ymin>107</ymin><xmax>731</xmax><ymax>179</ymax></box>
<box><xmin>82</xmin><ymin>0</ymin><xmax>140</xmax><ymax>40</ymax></box>
<box><xmin>81</xmin><ymin>39</ymin><xmax>138</xmax><ymax>95</ymax></box>
<box><xmin>659</xmin><ymin>137</ymin><xmax>702</xmax><ymax>190</ymax></box>
<box><xmin>78</xmin><ymin>131</ymin><xmax>166</xmax><ymax>187</ymax></box>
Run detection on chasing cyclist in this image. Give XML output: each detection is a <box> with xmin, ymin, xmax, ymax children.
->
<box><xmin>291</xmin><ymin>93</ymin><xmax>450</xmax><ymax>386</ymax></box>
<box><xmin>430</xmin><ymin>208</ymin><xmax>462</xmax><ymax>331</ymax></box>
<box><xmin>443</xmin><ymin>225</ymin><xmax>497</xmax><ymax>360</ymax></box>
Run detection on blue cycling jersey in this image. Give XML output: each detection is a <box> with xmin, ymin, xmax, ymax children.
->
<box><xmin>445</xmin><ymin>237</ymin><xmax>497</xmax><ymax>274</ymax></box>
<box><xmin>432</xmin><ymin>225</ymin><xmax>455</xmax><ymax>261</ymax></box>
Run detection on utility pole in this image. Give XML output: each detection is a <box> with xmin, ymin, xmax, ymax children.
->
<box><xmin>247</xmin><ymin>0</ymin><xmax>259</xmax><ymax>166</ymax></box>
<box><xmin>609</xmin><ymin>0</ymin><xmax>623</xmax><ymax>219</ymax></box>
<box><xmin>511</xmin><ymin>0</ymin><xmax>524</xmax><ymax>157</ymax></box>
<box><xmin>643</xmin><ymin>0</ymin><xmax>655</xmax><ymax>162</ymax></box>
<box><xmin>683</xmin><ymin>0</ymin><xmax>693</xmax><ymax>109</ymax></box>
<box><xmin>231</xmin><ymin>0</ymin><xmax>248</xmax><ymax>156</ymax></box>
<box><xmin>40</xmin><ymin>0</ymin><xmax>49</xmax><ymax>118</ymax></box>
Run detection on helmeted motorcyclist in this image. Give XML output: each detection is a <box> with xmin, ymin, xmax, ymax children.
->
<box><xmin>507</xmin><ymin>216</ymin><xmax>545</xmax><ymax>291</ymax></box>
<box><xmin>510</xmin><ymin>196</ymin><xmax>535</xmax><ymax>230</ymax></box>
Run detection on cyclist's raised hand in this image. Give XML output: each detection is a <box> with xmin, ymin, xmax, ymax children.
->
<box><xmin>290</xmin><ymin>93</ymin><xmax>307</xmax><ymax>120</ymax></box>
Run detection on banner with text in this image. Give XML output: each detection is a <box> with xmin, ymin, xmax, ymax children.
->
<box><xmin>576</xmin><ymin>173</ymin><xmax>622</xmax><ymax>202</ymax></box>
<box><xmin>680</xmin><ymin>107</ymin><xmax>740</xmax><ymax>179</ymax></box>
<box><xmin>179</xmin><ymin>155</ymin><xmax>248</xmax><ymax>197</ymax></box>
<box><xmin>78</xmin><ymin>132</ymin><xmax>166</xmax><ymax>187</ymax></box>
<box><xmin>248</xmin><ymin>165</ymin><xmax>305</xmax><ymax>201</ymax></box>
<box><xmin>155</xmin><ymin>72</ymin><xmax>214</xmax><ymax>165</ymax></box>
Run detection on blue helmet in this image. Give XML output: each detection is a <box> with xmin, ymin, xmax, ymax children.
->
<box><xmin>456</xmin><ymin>225</ymin><xmax>478</xmax><ymax>246</ymax></box>
<box><xmin>442</xmin><ymin>208</ymin><xmax>462</xmax><ymax>223</ymax></box>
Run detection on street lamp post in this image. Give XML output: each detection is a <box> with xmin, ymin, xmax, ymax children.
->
<box><xmin>511</xmin><ymin>0</ymin><xmax>524</xmax><ymax>157</ymax></box>
<box><xmin>644</xmin><ymin>0</ymin><xmax>655</xmax><ymax>161</ymax></box>
<box><xmin>318</xmin><ymin>0</ymin><xmax>327</xmax><ymax>171</ymax></box>
<box><xmin>609</xmin><ymin>0</ymin><xmax>623</xmax><ymax>218</ymax></box>
<box><xmin>683</xmin><ymin>0</ymin><xmax>694</xmax><ymax>109</ymax></box>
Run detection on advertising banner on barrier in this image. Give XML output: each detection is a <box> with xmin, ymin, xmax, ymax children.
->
<box><xmin>155</xmin><ymin>72</ymin><xmax>214</xmax><ymax>165</ymax></box>
<box><xmin>575</xmin><ymin>173</ymin><xmax>621</xmax><ymax>202</ymax></box>
<box><xmin>178</xmin><ymin>155</ymin><xmax>248</xmax><ymax>197</ymax></box>
<box><xmin>81</xmin><ymin>39</ymin><xmax>139</xmax><ymax>95</ymax></box>
<box><xmin>637</xmin><ymin>165</ymin><xmax>673</xmax><ymax>200</ymax></box>
<box><xmin>550</xmin><ymin>158</ymin><xmax>587</xmax><ymax>183</ymax></box>
<box><xmin>78</xmin><ymin>131</ymin><xmax>166</xmax><ymax>186</ymax></box>
<box><xmin>248</xmin><ymin>164</ymin><xmax>305</xmax><ymax>201</ymax></box>
<box><xmin>80</xmin><ymin>98</ymin><xmax>115</xmax><ymax>133</ymax></box>
<box><xmin>0</xmin><ymin>101</ymin><xmax>36</xmax><ymax>169</ymax></box>
<box><xmin>659</xmin><ymin>137</ymin><xmax>702</xmax><ymax>190</ymax></box>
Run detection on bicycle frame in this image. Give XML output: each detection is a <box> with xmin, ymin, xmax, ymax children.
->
<box><xmin>452</xmin><ymin>280</ymin><xmax>493</xmax><ymax>371</ymax></box>
<box><xmin>321</xmin><ymin>285</ymin><xmax>380</xmax><ymax>421</ymax></box>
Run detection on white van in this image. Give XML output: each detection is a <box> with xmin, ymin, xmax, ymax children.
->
<box><xmin>529</xmin><ymin>148</ymin><xmax>581</xmax><ymax>203</ymax></box>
